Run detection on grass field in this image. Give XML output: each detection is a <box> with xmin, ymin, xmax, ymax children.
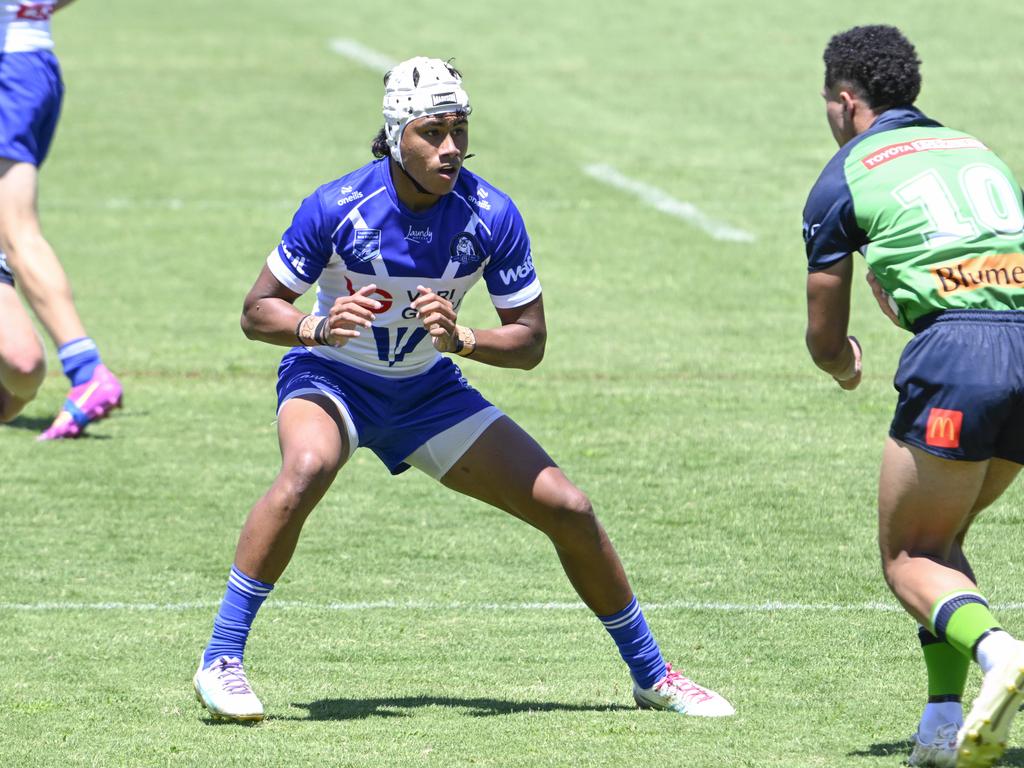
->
<box><xmin>3</xmin><ymin>1</ymin><xmax>1024</xmax><ymax>766</ymax></box>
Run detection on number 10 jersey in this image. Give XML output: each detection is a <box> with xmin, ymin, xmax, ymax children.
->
<box><xmin>802</xmin><ymin>107</ymin><xmax>1024</xmax><ymax>329</ymax></box>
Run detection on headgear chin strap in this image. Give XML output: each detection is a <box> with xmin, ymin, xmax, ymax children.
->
<box><xmin>383</xmin><ymin>57</ymin><xmax>472</xmax><ymax>169</ymax></box>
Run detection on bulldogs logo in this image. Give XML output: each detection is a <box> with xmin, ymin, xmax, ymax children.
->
<box><xmin>450</xmin><ymin>232</ymin><xmax>483</xmax><ymax>267</ymax></box>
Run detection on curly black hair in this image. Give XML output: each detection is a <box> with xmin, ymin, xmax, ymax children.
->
<box><xmin>824</xmin><ymin>25</ymin><xmax>921</xmax><ymax>110</ymax></box>
<box><xmin>371</xmin><ymin>127</ymin><xmax>389</xmax><ymax>158</ymax></box>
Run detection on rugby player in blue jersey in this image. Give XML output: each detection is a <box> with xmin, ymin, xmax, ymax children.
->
<box><xmin>803</xmin><ymin>26</ymin><xmax>1024</xmax><ymax>768</ymax></box>
<box><xmin>192</xmin><ymin>57</ymin><xmax>734</xmax><ymax>722</ymax></box>
<box><xmin>0</xmin><ymin>0</ymin><xmax>122</xmax><ymax>437</ymax></box>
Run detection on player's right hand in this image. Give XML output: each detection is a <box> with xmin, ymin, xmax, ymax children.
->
<box><xmin>325</xmin><ymin>284</ymin><xmax>380</xmax><ymax>346</ymax></box>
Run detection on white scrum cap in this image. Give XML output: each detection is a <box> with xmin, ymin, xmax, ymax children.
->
<box><xmin>383</xmin><ymin>57</ymin><xmax>471</xmax><ymax>167</ymax></box>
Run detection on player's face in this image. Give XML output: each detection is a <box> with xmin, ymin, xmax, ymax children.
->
<box><xmin>401</xmin><ymin>113</ymin><xmax>469</xmax><ymax>195</ymax></box>
<box><xmin>822</xmin><ymin>86</ymin><xmax>856</xmax><ymax>147</ymax></box>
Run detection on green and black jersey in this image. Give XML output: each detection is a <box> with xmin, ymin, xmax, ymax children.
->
<box><xmin>803</xmin><ymin>107</ymin><xmax>1024</xmax><ymax>329</ymax></box>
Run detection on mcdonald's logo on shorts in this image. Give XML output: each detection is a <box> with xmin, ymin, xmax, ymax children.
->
<box><xmin>925</xmin><ymin>408</ymin><xmax>963</xmax><ymax>449</ymax></box>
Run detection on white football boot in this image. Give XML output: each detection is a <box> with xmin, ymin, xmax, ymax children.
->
<box><xmin>633</xmin><ymin>663</ymin><xmax>735</xmax><ymax>716</ymax></box>
<box><xmin>193</xmin><ymin>655</ymin><xmax>265</xmax><ymax>722</ymax></box>
<box><xmin>956</xmin><ymin>642</ymin><xmax>1024</xmax><ymax>767</ymax></box>
<box><xmin>908</xmin><ymin>722</ymin><xmax>958</xmax><ymax>767</ymax></box>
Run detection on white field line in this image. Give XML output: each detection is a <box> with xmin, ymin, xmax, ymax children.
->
<box><xmin>328</xmin><ymin>38</ymin><xmax>395</xmax><ymax>73</ymax></box>
<box><xmin>324</xmin><ymin>37</ymin><xmax>751</xmax><ymax>243</ymax></box>
<box><xmin>582</xmin><ymin>163</ymin><xmax>756</xmax><ymax>243</ymax></box>
<box><xmin>6</xmin><ymin>599</ymin><xmax>1024</xmax><ymax>613</ymax></box>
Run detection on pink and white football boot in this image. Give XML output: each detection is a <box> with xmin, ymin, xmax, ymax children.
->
<box><xmin>633</xmin><ymin>663</ymin><xmax>735</xmax><ymax>717</ymax></box>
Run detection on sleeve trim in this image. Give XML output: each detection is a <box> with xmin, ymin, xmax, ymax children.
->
<box><xmin>490</xmin><ymin>279</ymin><xmax>541</xmax><ymax>309</ymax></box>
<box><xmin>267</xmin><ymin>247</ymin><xmax>313</xmax><ymax>293</ymax></box>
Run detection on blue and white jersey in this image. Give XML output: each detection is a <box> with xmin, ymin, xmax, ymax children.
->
<box><xmin>267</xmin><ymin>158</ymin><xmax>541</xmax><ymax>378</ymax></box>
<box><xmin>0</xmin><ymin>2</ymin><xmax>55</xmax><ymax>53</ymax></box>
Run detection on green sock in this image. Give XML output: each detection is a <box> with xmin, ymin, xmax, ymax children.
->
<box><xmin>919</xmin><ymin>625</ymin><xmax>968</xmax><ymax>701</ymax></box>
<box><xmin>931</xmin><ymin>591</ymin><xmax>1002</xmax><ymax>660</ymax></box>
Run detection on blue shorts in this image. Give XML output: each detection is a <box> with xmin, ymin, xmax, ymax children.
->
<box><xmin>890</xmin><ymin>310</ymin><xmax>1024</xmax><ymax>463</ymax></box>
<box><xmin>0</xmin><ymin>50</ymin><xmax>63</xmax><ymax>166</ymax></box>
<box><xmin>276</xmin><ymin>347</ymin><xmax>493</xmax><ymax>475</ymax></box>
<box><xmin>0</xmin><ymin>251</ymin><xmax>12</xmax><ymax>286</ymax></box>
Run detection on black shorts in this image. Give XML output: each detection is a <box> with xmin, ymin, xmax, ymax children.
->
<box><xmin>890</xmin><ymin>310</ymin><xmax>1024</xmax><ymax>463</ymax></box>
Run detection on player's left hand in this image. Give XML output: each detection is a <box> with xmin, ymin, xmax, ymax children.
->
<box><xmin>834</xmin><ymin>335</ymin><xmax>862</xmax><ymax>391</ymax></box>
<box><xmin>411</xmin><ymin>285</ymin><xmax>459</xmax><ymax>352</ymax></box>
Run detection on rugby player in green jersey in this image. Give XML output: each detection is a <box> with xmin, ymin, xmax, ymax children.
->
<box><xmin>803</xmin><ymin>25</ymin><xmax>1024</xmax><ymax>768</ymax></box>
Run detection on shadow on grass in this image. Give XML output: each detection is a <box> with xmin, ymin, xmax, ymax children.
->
<box><xmin>847</xmin><ymin>740</ymin><xmax>910</xmax><ymax>759</ymax></box>
<box><xmin>849</xmin><ymin>740</ymin><xmax>1024</xmax><ymax>766</ymax></box>
<box><xmin>5</xmin><ymin>414</ymin><xmax>56</xmax><ymax>432</ymax></box>
<box><xmin>5</xmin><ymin>413</ymin><xmax>126</xmax><ymax>438</ymax></box>
<box><xmin>198</xmin><ymin>716</ymin><xmax>262</xmax><ymax>727</ymax></box>
<box><xmin>281</xmin><ymin>696</ymin><xmax>635</xmax><ymax>721</ymax></box>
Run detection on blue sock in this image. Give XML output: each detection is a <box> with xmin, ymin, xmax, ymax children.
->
<box><xmin>58</xmin><ymin>337</ymin><xmax>101</xmax><ymax>386</ymax></box>
<box><xmin>202</xmin><ymin>565</ymin><xmax>274</xmax><ymax>667</ymax></box>
<box><xmin>598</xmin><ymin>596</ymin><xmax>667</xmax><ymax>689</ymax></box>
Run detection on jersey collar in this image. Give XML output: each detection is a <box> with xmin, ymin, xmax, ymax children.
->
<box><xmin>855</xmin><ymin>106</ymin><xmax>943</xmax><ymax>146</ymax></box>
<box><xmin>378</xmin><ymin>157</ymin><xmax>451</xmax><ymax>221</ymax></box>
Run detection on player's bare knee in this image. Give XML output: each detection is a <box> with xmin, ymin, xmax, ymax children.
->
<box><xmin>546</xmin><ymin>488</ymin><xmax>600</xmax><ymax>542</ymax></box>
<box><xmin>560</xmin><ymin>488</ymin><xmax>593</xmax><ymax>519</ymax></box>
<box><xmin>1</xmin><ymin>348</ymin><xmax>45</xmax><ymax>399</ymax></box>
<box><xmin>282</xmin><ymin>449</ymin><xmax>339</xmax><ymax>498</ymax></box>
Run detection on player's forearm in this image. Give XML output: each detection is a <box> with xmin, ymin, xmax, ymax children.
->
<box><xmin>806</xmin><ymin>260</ymin><xmax>856</xmax><ymax>377</ymax></box>
<box><xmin>806</xmin><ymin>329</ymin><xmax>854</xmax><ymax>376</ymax></box>
<box><xmin>461</xmin><ymin>322</ymin><xmax>545</xmax><ymax>370</ymax></box>
<box><xmin>240</xmin><ymin>296</ymin><xmax>310</xmax><ymax>347</ymax></box>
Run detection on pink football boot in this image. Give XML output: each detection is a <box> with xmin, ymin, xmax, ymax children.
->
<box><xmin>38</xmin><ymin>364</ymin><xmax>123</xmax><ymax>440</ymax></box>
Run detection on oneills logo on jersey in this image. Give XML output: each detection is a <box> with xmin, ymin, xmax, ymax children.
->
<box><xmin>16</xmin><ymin>2</ymin><xmax>54</xmax><ymax>21</ymax></box>
<box><xmin>925</xmin><ymin>408</ymin><xmax>963</xmax><ymax>449</ymax></box>
<box><xmin>861</xmin><ymin>137</ymin><xmax>988</xmax><ymax>170</ymax></box>
<box><xmin>468</xmin><ymin>187</ymin><xmax>492</xmax><ymax>211</ymax></box>
<box><xmin>450</xmin><ymin>232</ymin><xmax>483</xmax><ymax>266</ymax></box>
<box><xmin>337</xmin><ymin>186</ymin><xmax>364</xmax><ymax>206</ymax></box>
<box><xmin>431</xmin><ymin>92</ymin><xmax>458</xmax><ymax>107</ymax></box>
<box><xmin>931</xmin><ymin>253</ymin><xmax>1024</xmax><ymax>295</ymax></box>
<box><xmin>352</xmin><ymin>228</ymin><xmax>382</xmax><ymax>262</ymax></box>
